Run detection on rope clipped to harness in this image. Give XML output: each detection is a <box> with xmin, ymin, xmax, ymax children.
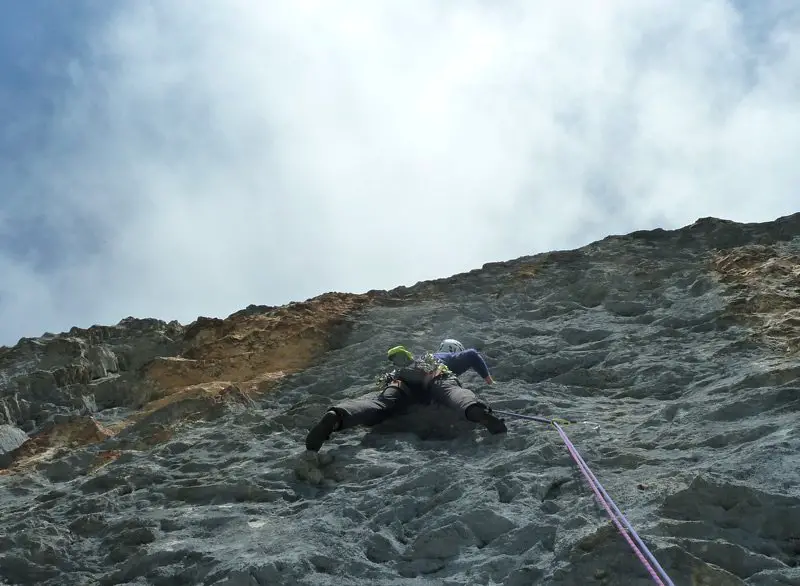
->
<box><xmin>500</xmin><ymin>409</ymin><xmax>675</xmax><ymax>586</ymax></box>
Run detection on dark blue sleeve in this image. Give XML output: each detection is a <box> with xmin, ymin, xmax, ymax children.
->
<box><xmin>465</xmin><ymin>349</ymin><xmax>490</xmax><ymax>378</ymax></box>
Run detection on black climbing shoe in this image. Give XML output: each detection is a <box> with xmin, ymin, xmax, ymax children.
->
<box><xmin>480</xmin><ymin>411</ymin><xmax>508</xmax><ymax>435</ymax></box>
<box><xmin>305</xmin><ymin>410</ymin><xmax>341</xmax><ymax>452</ymax></box>
<box><xmin>466</xmin><ymin>405</ymin><xmax>508</xmax><ymax>435</ymax></box>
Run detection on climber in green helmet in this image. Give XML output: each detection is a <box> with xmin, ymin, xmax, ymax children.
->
<box><xmin>304</xmin><ymin>341</ymin><xmax>506</xmax><ymax>453</ymax></box>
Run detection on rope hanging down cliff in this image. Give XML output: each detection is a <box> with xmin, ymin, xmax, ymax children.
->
<box><xmin>497</xmin><ymin>409</ymin><xmax>676</xmax><ymax>586</ymax></box>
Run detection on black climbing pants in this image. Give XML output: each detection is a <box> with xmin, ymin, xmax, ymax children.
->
<box><xmin>330</xmin><ymin>376</ymin><xmax>487</xmax><ymax>430</ymax></box>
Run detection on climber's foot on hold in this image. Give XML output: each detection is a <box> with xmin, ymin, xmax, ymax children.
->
<box><xmin>305</xmin><ymin>410</ymin><xmax>341</xmax><ymax>452</ymax></box>
<box><xmin>467</xmin><ymin>405</ymin><xmax>508</xmax><ymax>435</ymax></box>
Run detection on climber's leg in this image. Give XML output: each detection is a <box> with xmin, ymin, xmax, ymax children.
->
<box><xmin>428</xmin><ymin>376</ymin><xmax>507</xmax><ymax>434</ymax></box>
<box><xmin>305</xmin><ymin>383</ymin><xmax>415</xmax><ymax>451</ymax></box>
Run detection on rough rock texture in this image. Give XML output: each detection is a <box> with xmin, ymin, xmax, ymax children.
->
<box><xmin>0</xmin><ymin>212</ymin><xmax>799</xmax><ymax>586</ymax></box>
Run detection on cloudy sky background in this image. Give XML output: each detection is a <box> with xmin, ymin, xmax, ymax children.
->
<box><xmin>1</xmin><ymin>0</ymin><xmax>799</xmax><ymax>346</ymax></box>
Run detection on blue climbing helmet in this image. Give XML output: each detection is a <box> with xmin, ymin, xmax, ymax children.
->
<box><xmin>437</xmin><ymin>338</ymin><xmax>465</xmax><ymax>353</ymax></box>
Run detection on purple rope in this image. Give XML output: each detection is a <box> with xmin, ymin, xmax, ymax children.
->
<box><xmin>492</xmin><ymin>410</ymin><xmax>568</xmax><ymax>425</ymax></box>
<box><xmin>551</xmin><ymin>421</ymin><xmax>675</xmax><ymax>586</ymax></box>
<box><xmin>495</xmin><ymin>409</ymin><xmax>674</xmax><ymax>585</ymax></box>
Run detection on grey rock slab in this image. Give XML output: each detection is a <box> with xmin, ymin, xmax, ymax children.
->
<box><xmin>0</xmin><ymin>424</ymin><xmax>28</xmax><ymax>455</ymax></box>
<box><xmin>0</xmin><ymin>318</ymin><xmax>184</xmax><ymax>429</ymax></box>
<box><xmin>0</xmin><ymin>213</ymin><xmax>799</xmax><ymax>585</ymax></box>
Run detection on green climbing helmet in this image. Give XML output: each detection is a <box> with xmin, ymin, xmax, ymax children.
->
<box><xmin>387</xmin><ymin>345</ymin><xmax>414</xmax><ymax>367</ymax></box>
<box><xmin>385</xmin><ymin>344</ymin><xmax>451</xmax><ymax>388</ymax></box>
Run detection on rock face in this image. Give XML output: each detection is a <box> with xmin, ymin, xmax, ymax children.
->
<box><xmin>0</xmin><ymin>213</ymin><xmax>798</xmax><ymax>586</ymax></box>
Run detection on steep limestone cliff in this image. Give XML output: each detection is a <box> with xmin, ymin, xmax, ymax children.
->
<box><xmin>0</xmin><ymin>213</ymin><xmax>798</xmax><ymax>586</ymax></box>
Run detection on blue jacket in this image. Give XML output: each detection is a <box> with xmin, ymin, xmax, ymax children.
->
<box><xmin>434</xmin><ymin>349</ymin><xmax>491</xmax><ymax>379</ymax></box>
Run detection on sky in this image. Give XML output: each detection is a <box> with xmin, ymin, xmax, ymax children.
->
<box><xmin>1</xmin><ymin>0</ymin><xmax>799</xmax><ymax>346</ymax></box>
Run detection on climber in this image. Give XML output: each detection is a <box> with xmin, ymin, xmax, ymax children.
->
<box><xmin>372</xmin><ymin>338</ymin><xmax>495</xmax><ymax>390</ymax></box>
<box><xmin>304</xmin><ymin>344</ymin><xmax>506</xmax><ymax>453</ymax></box>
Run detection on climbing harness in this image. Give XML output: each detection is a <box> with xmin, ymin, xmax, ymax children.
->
<box><xmin>500</xmin><ymin>409</ymin><xmax>675</xmax><ymax>586</ymax></box>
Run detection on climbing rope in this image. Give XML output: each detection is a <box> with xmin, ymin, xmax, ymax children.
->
<box><xmin>492</xmin><ymin>410</ymin><xmax>576</xmax><ymax>426</ymax></box>
<box><xmin>497</xmin><ymin>409</ymin><xmax>675</xmax><ymax>586</ymax></box>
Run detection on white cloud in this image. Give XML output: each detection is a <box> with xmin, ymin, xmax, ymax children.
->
<box><xmin>1</xmin><ymin>0</ymin><xmax>799</xmax><ymax>345</ymax></box>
